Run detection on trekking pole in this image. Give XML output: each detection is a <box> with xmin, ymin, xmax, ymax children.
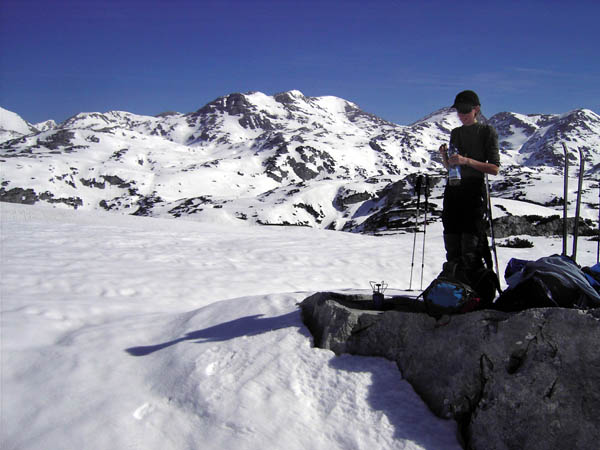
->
<box><xmin>561</xmin><ymin>143</ymin><xmax>569</xmax><ymax>256</ymax></box>
<box><xmin>420</xmin><ymin>174</ymin><xmax>430</xmax><ymax>291</ymax></box>
<box><xmin>408</xmin><ymin>175</ymin><xmax>423</xmax><ymax>290</ymax></box>
<box><xmin>597</xmin><ymin>184</ymin><xmax>599</xmax><ymax>263</ymax></box>
<box><xmin>572</xmin><ymin>146</ymin><xmax>584</xmax><ymax>262</ymax></box>
<box><xmin>485</xmin><ymin>174</ymin><xmax>500</xmax><ymax>278</ymax></box>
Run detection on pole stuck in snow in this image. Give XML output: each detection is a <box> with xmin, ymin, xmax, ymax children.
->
<box><xmin>562</xmin><ymin>143</ymin><xmax>569</xmax><ymax>257</ymax></box>
<box><xmin>420</xmin><ymin>175</ymin><xmax>429</xmax><ymax>291</ymax></box>
<box><xmin>572</xmin><ymin>146</ymin><xmax>584</xmax><ymax>262</ymax></box>
<box><xmin>408</xmin><ymin>175</ymin><xmax>423</xmax><ymax>290</ymax></box>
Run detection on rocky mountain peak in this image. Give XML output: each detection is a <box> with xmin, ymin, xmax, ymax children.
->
<box><xmin>274</xmin><ymin>90</ymin><xmax>306</xmax><ymax>104</ymax></box>
<box><xmin>33</xmin><ymin>119</ymin><xmax>57</xmax><ymax>132</ymax></box>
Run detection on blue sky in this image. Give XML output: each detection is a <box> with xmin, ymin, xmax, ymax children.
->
<box><xmin>1</xmin><ymin>0</ymin><xmax>599</xmax><ymax>125</ymax></box>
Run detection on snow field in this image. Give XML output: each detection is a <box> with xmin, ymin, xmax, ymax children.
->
<box><xmin>1</xmin><ymin>202</ymin><xmax>598</xmax><ymax>449</ymax></box>
<box><xmin>1</xmin><ymin>203</ymin><xmax>461</xmax><ymax>450</ymax></box>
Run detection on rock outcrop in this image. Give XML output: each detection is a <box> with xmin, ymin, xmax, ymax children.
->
<box><xmin>492</xmin><ymin>214</ymin><xmax>596</xmax><ymax>238</ymax></box>
<box><xmin>300</xmin><ymin>292</ymin><xmax>600</xmax><ymax>450</ymax></box>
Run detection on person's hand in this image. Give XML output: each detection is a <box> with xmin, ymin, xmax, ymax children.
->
<box><xmin>439</xmin><ymin>143</ymin><xmax>448</xmax><ymax>158</ymax></box>
<box><xmin>448</xmin><ymin>154</ymin><xmax>468</xmax><ymax>166</ymax></box>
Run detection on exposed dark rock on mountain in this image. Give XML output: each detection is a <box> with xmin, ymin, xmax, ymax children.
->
<box><xmin>0</xmin><ymin>187</ymin><xmax>38</xmax><ymax>204</ymax></box>
<box><xmin>492</xmin><ymin>214</ymin><xmax>597</xmax><ymax>238</ymax></box>
<box><xmin>0</xmin><ymin>186</ymin><xmax>83</xmax><ymax>208</ymax></box>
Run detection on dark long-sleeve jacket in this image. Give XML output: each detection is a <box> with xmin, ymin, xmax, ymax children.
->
<box><xmin>450</xmin><ymin>123</ymin><xmax>500</xmax><ymax>180</ymax></box>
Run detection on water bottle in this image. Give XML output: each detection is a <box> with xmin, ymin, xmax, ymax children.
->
<box><xmin>447</xmin><ymin>142</ymin><xmax>461</xmax><ymax>186</ymax></box>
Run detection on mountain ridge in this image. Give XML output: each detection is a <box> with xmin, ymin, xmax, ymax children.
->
<box><xmin>1</xmin><ymin>90</ymin><xmax>598</xmax><ymax>233</ymax></box>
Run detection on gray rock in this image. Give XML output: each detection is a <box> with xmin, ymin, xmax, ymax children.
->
<box><xmin>0</xmin><ymin>187</ymin><xmax>83</xmax><ymax>209</ymax></box>
<box><xmin>300</xmin><ymin>292</ymin><xmax>600</xmax><ymax>450</ymax></box>
<box><xmin>492</xmin><ymin>214</ymin><xmax>596</xmax><ymax>238</ymax></box>
<box><xmin>0</xmin><ymin>187</ymin><xmax>38</xmax><ymax>204</ymax></box>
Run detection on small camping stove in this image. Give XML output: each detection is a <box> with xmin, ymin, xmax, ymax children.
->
<box><xmin>369</xmin><ymin>281</ymin><xmax>388</xmax><ymax>308</ymax></box>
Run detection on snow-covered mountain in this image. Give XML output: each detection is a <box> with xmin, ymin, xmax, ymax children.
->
<box><xmin>1</xmin><ymin>91</ymin><xmax>599</xmax><ymax>232</ymax></box>
<box><xmin>489</xmin><ymin>109</ymin><xmax>600</xmax><ymax>169</ymax></box>
<box><xmin>0</xmin><ymin>106</ymin><xmax>39</xmax><ymax>141</ymax></box>
<box><xmin>33</xmin><ymin>119</ymin><xmax>57</xmax><ymax>132</ymax></box>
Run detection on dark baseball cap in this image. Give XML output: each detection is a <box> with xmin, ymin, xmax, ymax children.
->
<box><xmin>452</xmin><ymin>91</ymin><xmax>481</xmax><ymax>108</ymax></box>
<box><xmin>451</xmin><ymin>90</ymin><xmax>481</xmax><ymax>111</ymax></box>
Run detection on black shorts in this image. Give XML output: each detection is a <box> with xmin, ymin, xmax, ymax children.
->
<box><xmin>442</xmin><ymin>178</ymin><xmax>486</xmax><ymax>235</ymax></box>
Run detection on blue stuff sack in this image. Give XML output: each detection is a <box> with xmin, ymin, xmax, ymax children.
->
<box><xmin>421</xmin><ymin>277</ymin><xmax>480</xmax><ymax>318</ymax></box>
<box><xmin>582</xmin><ymin>262</ymin><xmax>600</xmax><ymax>293</ymax></box>
<box><xmin>504</xmin><ymin>258</ymin><xmax>530</xmax><ymax>282</ymax></box>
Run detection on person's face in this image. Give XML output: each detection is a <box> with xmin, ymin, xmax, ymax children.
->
<box><xmin>457</xmin><ymin>105</ymin><xmax>479</xmax><ymax>125</ymax></box>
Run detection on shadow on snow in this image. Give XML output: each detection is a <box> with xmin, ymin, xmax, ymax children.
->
<box><xmin>125</xmin><ymin>311</ymin><xmax>304</xmax><ymax>356</ymax></box>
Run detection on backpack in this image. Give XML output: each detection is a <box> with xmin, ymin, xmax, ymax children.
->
<box><xmin>420</xmin><ymin>262</ymin><xmax>483</xmax><ymax>318</ymax></box>
<box><xmin>494</xmin><ymin>255</ymin><xmax>600</xmax><ymax>312</ymax></box>
<box><xmin>421</xmin><ymin>276</ymin><xmax>481</xmax><ymax>318</ymax></box>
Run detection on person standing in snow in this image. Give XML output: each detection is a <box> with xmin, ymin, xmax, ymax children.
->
<box><xmin>438</xmin><ymin>90</ymin><xmax>500</xmax><ymax>275</ymax></box>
